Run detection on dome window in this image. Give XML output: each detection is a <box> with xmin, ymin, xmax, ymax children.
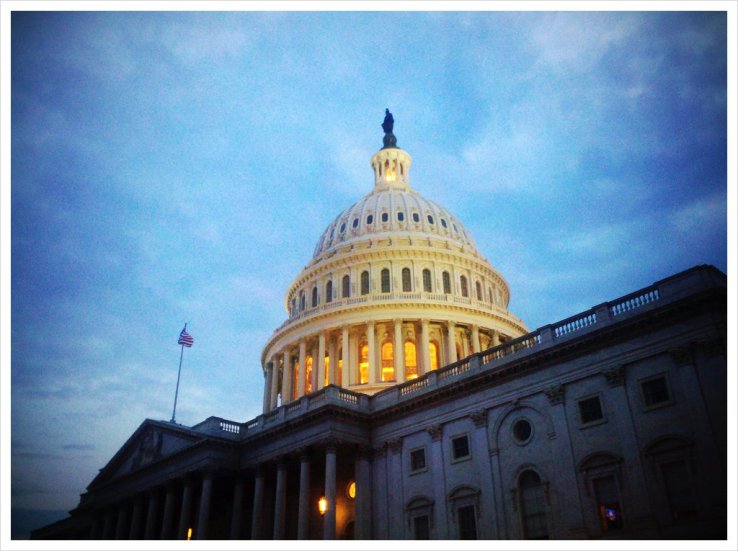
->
<box><xmin>427</xmin><ymin>215</ymin><xmax>434</xmax><ymax>225</ymax></box>
<box><xmin>340</xmin><ymin>223</ymin><xmax>346</xmax><ymax>233</ymax></box>
<box><xmin>361</xmin><ymin>271</ymin><xmax>370</xmax><ymax>295</ymax></box>
<box><xmin>460</xmin><ymin>275</ymin><xmax>469</xmax><ymax>298</ymax></box>
<box><xmin>381</xmin><ymin>212</ymin><xmax>389</xmax><ymax>223</ymax></box>
<box><xmin>352</xmin><ymin>218</ymin><xmax>359</xmax><ymax>229</ymax></box>
<box><xmin>367</xmin><ymin>214</ymin><xmax>374</xmax><ymax>225</ymax></box>
<box><xmin>441</xmin><ymin>218</ymin><xmax>447</xmax><ymax>228</ymax></box>
<box><xmin>329</xmin><ymin>228</ymin><xmax>335</xmax><ymax>238</ymax></box>
<box><xmin>342</xmin><ymin>275</ymin><xmax>351</xmax><ymax>298</ymax></box>
<box><xmin>422</xmin><ymin>269</ymin><xmax>432</xmax><ymax>292</ymax></box>
<box><xmin>453</xmin><ymin>223</ymin><xmax>458</xmax><ymax>232</ymax></box>
<box><xmin>326</xmin><ymin>280</ymin><xmax>333</xmax><ymax>303</ymax></box>
<box><xmin>402</xmin><ymin>268</ymin><xmax>412</xmax><ymax>292</ymax></box>
<box><xmin>475</xmin><ymin>281</ymin><xmax>483</xmax><ymax>301</ymax></box>
<box><xmin>413</xmin><ymin>212</ymin><xmax>420</xmax><ymax>223</ymax></box>
<box><xmin>397</xmin><ymin>211</ymin><xmax>405</xmax><ymax>222</ymax></box>
<box><xmin>381</xmin><ymin>268</ymin><xmax>391</xmax><ymax>293</ymax></box>
<box><xmin>299</xmin><ymin>291</ymin><xmax>306</xmax><ymax>311</ymax></box>
<box><xmin>442</xmin><ymin>271</ymin><xmax>451</xmax><ymax>294</ymax></box>
<box><xmin>311</xmin><ymin>286</ymin><xmax>319</xmax><ymax>307</ymax></box>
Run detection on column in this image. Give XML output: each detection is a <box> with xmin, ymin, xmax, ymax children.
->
<box><xmin>297</xmin><ymin>451</ymin><xmax>311</xmax><ymax>539</ymax></box>
<box><xmin>273</xmin><ymin>460</ymin><xmax>287</xmax><ymax>539</ymax></box>
<box><xmin>251</xmin><ymin>466</ymin><xmax>265</xmax><ymax>539</ymax></box>
<box><xmin>114</xmin><ymin>502</ymin><xmax>129</xmax><ymax>539</ymax></box>
<box><xmin>90</xmin><ymin>514</ymin><xmax>104</xmax><ymax>540</ymax></box>
<box><xmin>324</xmin><ymin>443</ymin><xmax>337</xmax><ymax>539</ymax></box>
<box><xmin>159</xmin><ymin>484</ymin><xmax>176</xmax><ymax>539</ymax></box>
<box><xmin>297</xmin><ymin>339</ymin><xmax>307</xmax><ymax>397</ymax></box>
<box><xmin>472</xmin><ymin>325</ymin><xmax>481</xmax><ymax>354</ymax></box>
<box><xmin>263</xmin><ymin>363</ymin><xmax>273</xmax><ymax>414</ymax></box>
<box><xmin>270</xmin><ymin>355</ymin><xmax>280</xmax><ymax>409</ymax></box>
<box><xmin>129</xmin><ymin>495</ymin><xmax>144</xmax><ymax>539</ymax></box>
<box><xmin>230</xmin><ymin>476</ymin><xmax>244</xmax><ymax>539</ymax></box>
<box><xmin>393</xmin><ymin>319</ymin><xmax>405</xmax><ymax>383</ymax></box>
<box><xmin>421</xmin><ymin>320</ymin><xmax>431</xmax><ymax>375</ymax></box>
<box><xmin>177</xmin><ymin>477</ymin><xmax>194</xmax><ymax>540</ymax></box>
<box><xmin>102</xmin><ymin>508</ymin><xmax>116</xmax><ymax>539</ymax></box>
<box><xmin>143</xmin><ymin>489</ymin><xmax>159</xmax><ymax>539</ymax></box>
<box><xmin>491</xmin><ymin>329</ymin><xmax>500</xmax><ymax>347</ymax></box>
<box><xmin>195</xmin><ymin>472</ymin><xmax>213</xmax><ymax>540</ymax></box>
<box><xmin>328</xmin><ymin>335</ymin><xmax>337</xmax><ymax>386</ymax></box>
<box><xmin>317</xmin><ymin>332</ymin><xmax>326</xmax><ymax>389</ymax></box>
<box><xmin>427</xmin><ymin>425</ymin><xmax>449</xmax><ymax>538</ymax></box>
<box><xmin>447</xmin><ymin>321</ymin><xmax>457</xmax><ymax>364</ymax></box>
<box><xmin>367</xmin><ymin>322</ymin><xmax>376</xmax><ymax>385</ymax></box>
<box><xmin>310</xmin><ymin>345</ymin><xmax>319</xmax><ymax>392</ymax></box>
<box><xmin>341</xmin><ymin>326</ymin><xmax>349</xmax><ymax>386</ymax></box>
<box><xmin>355</xmin><ymin>448</ymin><xmax>373</xmax><ymax>539</ymax></box>
<box><xmin>281</xmin><ymin>350</ymin><xmax>292</xmax><ymax>402</ymax></box>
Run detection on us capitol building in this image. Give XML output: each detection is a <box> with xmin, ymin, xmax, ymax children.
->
<box><xmin>34</xmin><ymin>113</ymin><xmax>727</xmax><ymax>540</ymax></box>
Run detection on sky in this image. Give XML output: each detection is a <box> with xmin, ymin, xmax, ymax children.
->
<box><xmin>4</xmin><ymin>4</ymin><xmax>730</xmax><ymax>541</ymax></box>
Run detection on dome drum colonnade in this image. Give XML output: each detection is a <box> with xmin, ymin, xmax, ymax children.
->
<box><xmin>261</xmin><ymin>117</ymin><xmax>528</xmax><ymax>412</ymax></box>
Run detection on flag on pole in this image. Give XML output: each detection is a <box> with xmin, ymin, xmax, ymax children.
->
<box><xmin>178</xmin><ymin>326</ymin><xmax>194</xmax><ymax>347</ymax></box>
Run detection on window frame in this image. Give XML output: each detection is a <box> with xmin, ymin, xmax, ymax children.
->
<box><xmin>639</xmin><ymin>373</ymin><xmax>674</xmax><ymax>411</ymax></box>
<box><xmin>577</xmin><ymin>393</ymin><xmax>606</xmax><ymax>428</ymax></box>
<box><xmin>450</xmin><ymin>433</ymin><xmax>472</xmax><ymax>463</ymax></box>
<box><xmin>409</xmin><ymin>446</ymin><xmax>428</xmax><ymax>475</ymax></box>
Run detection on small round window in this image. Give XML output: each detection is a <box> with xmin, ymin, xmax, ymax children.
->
<box><xmin>347</xmin><ymin>481</ymin><xmax>356</xmax><ymax>499</ymax></box>
<box><xmin>367</xmin><ymin>214</ymin><xmax>374</xmax><ymax>224</ymax></box>
<box><xmin>413</xmin><ymin>212</ymin><xmax>420</xmax><ymax>223</ymax></box>
<box><xmin>452</xmin><ymin>223</ymin><xmax>458</xmax><ymax>232</ymax></box>
<box><xmin>512</xmin><ymin>419</ymin><xmax>533</xmax><ymax>444</ymax></box>
<box><xmin>427</xmin><ymin>215</ymin><xmax>434</xmax><ymax>224</ymax></box>
<box><xmin>340</xmin><ymin>223</ymin><xmax>346</xmax><ymax>233</ymax></box>
<box><xmin>353</xmin><ymin>218</ymin><xmax>359</xmax><ymax>228</ymax></box>
<box><xmin>397</xmin><ymin>211</ymin><xmax>405</xmax><ymax>222</ymax></box>
<box><xmin>441</xmin><ymin>218</ymin><xmax>447</xmax><ymax>228</ymax></box>
<box><xmin>381</xmin><ymin>212</ymin><xmax>389</xmax><ymax>222</ymax></box>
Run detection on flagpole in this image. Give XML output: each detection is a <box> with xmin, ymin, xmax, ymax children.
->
<box><xmin>171</xmin><ymin>323</ymin><xmax>187</xmax><ymax>423</ymax></box>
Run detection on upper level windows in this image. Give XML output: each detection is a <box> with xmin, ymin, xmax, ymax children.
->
<box><xmin>427</xmin><ymin>215</ymin><xmax>435</xmax><ymax>225</ymax></box>
<box><xmin>361</xmin><ymin>270</ymin><xmax>370</xmax><ymax>295</ymax></box>
<box><xmin>402</xmin><ymin>268</ymin><xmax>411</xmax><ymax>292</ymax></box>
<box><xmin>412</xmin><ymin>212</ymin><xmax>420</xmax><ymax>223</ymax></box>
<box><xmin>640</xmin><ymin>374</ymin><xmax>672</xmax><ymax>409</ymax></box>
<box><xmin>475</xmin><ymin>281</ymin><xmax>482</xmax><ymax>301</ymax></box>
<box><xmin>397</xmin><ymin>211</ymin><xmax>405</xmax><ymax>222</ymax></box>
<box><xmin>451</xmin><ymin>434</ymin><xmax>470</xmax><ymax>461</ymax></box>
<box><xmin>342</xmin><ymin>275</ymin><xmax>350</xmax><ymax>298</ymax></box>
<box><xmin>339</xmin><ymin>223</ymin><xmax>346</xmax><ymax>233</ymax></box>
<box><xmin>311</xmin><ymin>286</ymin><xmax>318</xmax><ymax>308</ymax></box>
<box><xmin>442</xmin><ymin>271</ymin><xmax>451</xmax><ymax>294</ymax></box>
<box><xmin>381</xmin><ymin>212</ymin><xmax>389</xmax><ymax>223</ymax></box>
<box><xmin>381</xmin><ymin>268</ymin><xmax>391</xmax><ymax>293</ymax></box>
<box><xmin>519</xmin><ymin>470</ymin><xmax>549</xmax><ymax>539</ymax></box>
<box><xmin>352</xmin><ymin>217</ymin><xmax>359</xmax><ymax>229</ymax></box>
<box><xmin>578</xmin><ymin>395</ymin><xmax>604</xmax><ymax>425</ymax></box>
<box><xmin>410</xmin><ymin>447</ymin><xmax>426</xmax><ymax>473</ymax></box>
<box><xmin>325</xmin><ymin>280</ymin><xmax>333</xmax><ymax>303</ymax></box>
<box><xmin>299</xmin><ymin>291</ymin><xmax>305</xmax><ymax>312</ymax></box>
<box><xmin>440</xmin><ymin>218</ymin><xmax>447</xmax><ymax>228</ymax></box>
<box><xmin>423</xmin><ymin>269</ymin><xmax>432</xmax><ymax>292</ymax></box>
<box><xmin>460</xmin><ymin>275</ymin><xmax>469</xmax><ymax>297</ymax></box>
<box><xmin>367</xmin><ymin>214</ymin><xmax>374</xmax><ymax>225</ymax></box>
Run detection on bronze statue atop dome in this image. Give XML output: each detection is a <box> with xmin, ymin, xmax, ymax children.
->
<box><xmin>381</xmin><ymin>108</ymin><xmax>397</xmax><ymax>149</ymax></box>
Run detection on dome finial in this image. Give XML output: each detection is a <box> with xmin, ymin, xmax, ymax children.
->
<box><xmin>381</xmin><ymin>108</ymin><xmax>397</xmax><ymax>149</ymax></box>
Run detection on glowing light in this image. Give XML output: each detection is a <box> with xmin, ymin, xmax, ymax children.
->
<box><xmin>318</xmin><ymin>496</ymin><xmax>328</xmax><ymax>515</ymax></box>
<box><xmin>186</xmin><ymin>527</ymin><xmax>193</xmax><ymax>540</ymax></box>
<box><xmin>347</xmin><ymin>481</ymin><xmax>356</xmax><ymax>499</ymax></box>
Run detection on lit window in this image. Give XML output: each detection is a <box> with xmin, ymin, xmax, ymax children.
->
<box><xmin>381</xmin><ymin>268</ymin><xmax>391</xmax><ymax>293</ymax></box>
<box><xmin>429</xmin><ymin>341</ymin><xmax>439</xmax><ymax>371</ymax></box>
<box><xmin>381</xmin><ymin>212</ymin><xmax>389</xmax><ymax>222</ymax></box>
<box><xmin>381</xmin><ymin>341</ymin><xmax>394</xmax><ymax>381</ymax></box>
<box><xmin>593</xmin><ymin>476</ymin><xmax>623</xmax><ymax>531</ymax></box>
<box><xmin>405</xmin><ymin>340</ymin><xmax>418</xmax><ymax>379</ymax></box>
<box><xmin>413</xmin><ymin>212</ymin><xmax>420</xmax><ymax>223</ymax></box>
<box><xmin>423</xmin><ymin>269</ymin><xmax>432</xmax><ymax>292</ymax></box>
<box><xmin>641</xmin><ymin>375</ymin><xmax>671</xmax><ymax>408</ymax></box>
<box><xmin>305</xmin><ymin>356</ymin><xmax>313</xmax><ymax>394</ymax></box>
<box><xmin>519</xmin><ymin>470</ymin><xmax>549</xmax><ymax>539</ymax></box>
<box><xmin>579</xmin><ymin>396</ymin><xmax>604</xmax><ymax>425</ymax></box>
<box><xmin>451</xmin><ymin>435</ymin><xmax>470</xmax><ymax>460</ymax></box>
<box><xmin>442</xmin><ymin>272</ymin><xmax>451</xmax><ymax>294</ymax></box>
<box><xmin>347</xmin><ymin>481</ymin><xmax>356</xmax><ymax>499</ymax></box>
<box><xmin>397</xmin><ymin>211</ymin><xmax>405</xmax><ymax>222</ymax></box>
<box><xmin>410</xmin><ymin>448</ymin><xmax>426</xmax><ymax>472</ymax></box>
<box><xmin>293</xmin><ymin>360</ymin><xmax>299</xmax><ymax>400</ymax></box>
<box><xmin>402</xmin><ymin>268</ymin><xmax>411</xmax><ymax>292</ymax></box>
<box><xmin>337</xmin><ymin>349</ymin><xmax>343</xmax><ymax>386</ymax></box>
<box><xmin>324</xmin><ymin>355</ymin><xmax>329</xmax><ymax>387</ymax></box>
<box><xmin>359</xmin><ymin>343</ymin><xmax>368</xmax><ymax>384</ymax></box>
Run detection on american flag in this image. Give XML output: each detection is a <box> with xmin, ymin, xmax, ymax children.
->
<box><xmin>178</xmin><ymin>327</ymin><xmax>194</xmax><ymax>347</ymax></box>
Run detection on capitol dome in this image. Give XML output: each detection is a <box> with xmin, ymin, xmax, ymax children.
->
<box><xmin>260</xmin><ymin>114</ymin><xmax>528</xmax><ymax>409</ymax></box>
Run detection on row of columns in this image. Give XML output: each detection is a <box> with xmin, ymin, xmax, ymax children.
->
<box><xmin>264</xmin><ymin>320</ymin><xmax>501</xmax><ymax>412</ymax></box>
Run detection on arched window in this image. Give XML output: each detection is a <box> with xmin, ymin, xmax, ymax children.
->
<box><xmin>290</xmin><ymin>298</ymin><xmax>296</xmax><ymax>316</ymax></box>
<box><xmin>423</xmin><ymin>269</ymin><xmax>432</xmax><ymax>292</ymax></box>
<box><xmin>460</xmin><ymin>275</ymin><xmax>468</xmax><ymax>297</ymax></box>
<box><xmin>324</xmin><ymin>354</ymin><xmax>329</xmax><ymax>387</ymax></box>
<box><xmin>488</xmin><ymin>287</ymin><xmax>494</xmax><ymax>304</ymax></box>
<box><xmin>337</xmin><ymin>347</ymin><xmax>343</xmax><ymax>386</ymax></box>
<box><xmin>429</xmin><ymin>341</ymin><xmax>440</xmax><ymax>371</ymax></box>
<box><xmin>381</xmin><ymin>340</ymin><xmax>394</xmax><ymax>381</ymax></box>
<box><xmin>519</xmin><ymin>470</ymin><xmax>549</xmax><ymax>539</ymax></box>
<box><xmin>293</xmin><ymin>359</ymin><xmax>299</xmax><ymax>400</ymax></box>
<box><xmin>361</xmin><ymin>271</ymin><xmax>370</xmax><ymax>295</ymax></box>
<box><xmin>359</xmin><ymin>342</ymin><xmax>368</xmax><ymax>384</ymax></box>
<box><xmin>342</xmin><ymin>275</ymin><xmax>351</xmax><ymax>298</ymax></box>
<box><xmin>405</xmin><ymin>340</ymin><xmax>418</xmax><ymax>379</ymax></box>
<box><xmin>402</xmin><ymin>268</ymin><xmax>412</xmax><ymax>292</ymax></box>
<box><xmin>381</xmin><ymin>268</ymin><xmax>391</xmax><ymax>293</ymax></box>
<box><xmin>299</xmin><ymin>291</ymin><xmax>305</xmax><ymax>311</ymax></box>
<box><xmin>475</xmin><ymin>281</ymin><xmax>482</xmax><ymax>301</ymax></box>
<box><xmin>312</xmin><ymin>286</ymin><xmax>319</xmax><ymax>307</ymax></box>
<box><xmin>326</xmin><ymin>280</ymin><xmax>333</xmax><ymax>303</ymax></box>
<box><xmin>442</xmin><ymin>272</ymin><xmax>451</xmax><ymax>294</ymax></box>
<box><xmin>305</xmin><ymin>356</ymin><xmax>313</xmax><ymax>394</ymax></box>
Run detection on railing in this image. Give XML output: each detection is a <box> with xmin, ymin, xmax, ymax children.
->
<box><xmin>438</xmin><ymin>357</ymin><xmax>471</xmax><ymax>380</ymax></box>
<box><xmin>610</xmin><ymin>286</ymin><xmax>660</xmax><ymax>316</ymax></box>
<box><xmin>338</xmin><ymin>389</ymin><xmax>359</xmax><ymax>405</ymax></box>
<box><xmin>553</xmin><ymin>312</ymin><xmax>597</xmax><ymax>338</ymax></box>
<box><xmin>399</xmin><ymin>376</ymin><xmax>430</xmax><ymax>396</ymax></box>
<box><xmin>481</xmin><ymin>331</ymin><xmax>541</xmax><ymax>364</ymax></box>
<box><xmin>219</xmin><ymin>421</ymin><xmax>240</xmax><ymax>434</ymax></box>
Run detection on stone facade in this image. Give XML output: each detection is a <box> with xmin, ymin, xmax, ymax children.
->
<box><xmin>32</xmin><ymin>264</ymin><xmax>727</xmax><ymax>540</ymax></box>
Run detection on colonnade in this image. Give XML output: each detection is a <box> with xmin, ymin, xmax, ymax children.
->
<box><xmin>264</xmin><ymin>319</ymin><xmax>502</xmax><ymax>412</ymax></box>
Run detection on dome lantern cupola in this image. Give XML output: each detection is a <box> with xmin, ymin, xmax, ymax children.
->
<box><xmin>372</xmin><ymin>109</ymin><xmax>412</xmax><ymax>192</ymax></box>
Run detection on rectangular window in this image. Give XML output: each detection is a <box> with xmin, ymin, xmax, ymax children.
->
<box><xmin>452</xmin><ymin>435</ymin><xmax>470</xmax><ymax>460</ymax></box>
<box><xmin>413</xmin><ymin>515</ymin><xmax>430</xmax><ymax>539</ymax></box>
<box><xmin>457</xmin><ymin>505</ymin><xmax>477</xmax><ymax>539</ymax></box>
<box><xmin>410</xmin><ymin>448</ymin><xmax>426</xmax><ymax>472</ymax></box>
<box><xmin>593</xmin><ymin>475</ymin><xmax>623</xmax><ymax>531</ymax></box>
<box><xmin>641</xmin><ymin>375</ymin><xmax>671</xmax><ymax>408</ymax></box>
<box><xmin>661</xmin><ymin>460</ymin><xmax>697</xmax><ymax>520</ymax></box>
<box><xmin>578</xmin><ymin>396</ymin><xmax>604</xmax><ymax>424</ymax></box>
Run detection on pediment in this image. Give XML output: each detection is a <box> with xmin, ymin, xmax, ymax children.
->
<box><xmin>89</xmin><ymin>420</ymin><xmax>201</xmax><ymax>488</ymax></box>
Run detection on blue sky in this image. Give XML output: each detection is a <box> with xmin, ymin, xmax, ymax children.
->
<box><xmin>7</xmin><ymin>7</ymin><xmax>728</xmax><ymax>535</ymax></box>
